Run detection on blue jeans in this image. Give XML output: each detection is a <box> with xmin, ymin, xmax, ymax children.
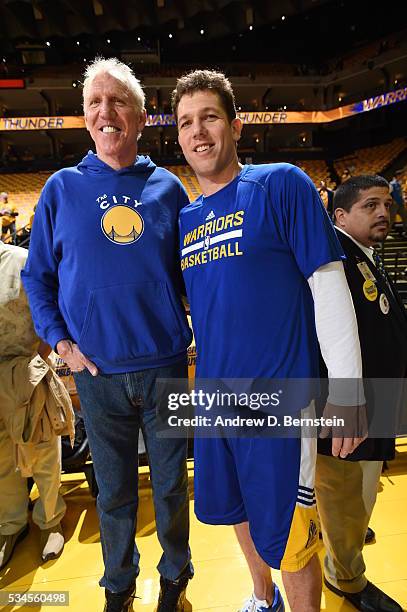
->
<box><xmin>74</xmin><ymin>358</ymin><xmax>191</xmax><ymax>593</ymax></box>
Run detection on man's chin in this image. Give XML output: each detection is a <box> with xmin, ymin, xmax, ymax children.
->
<box><xmin>370</xmin><ymin>230</ymin><xmax>388</xmax><ymax>243</ymax></box>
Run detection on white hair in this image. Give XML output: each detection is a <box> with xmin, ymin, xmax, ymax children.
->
<box><xmin>83</xmin><ymin>57</ymin><xmax>145</xmax><ymax>111</ymax></box>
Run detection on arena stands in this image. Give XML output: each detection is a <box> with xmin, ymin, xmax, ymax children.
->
<box><xmin>334</xmin><ymin>138</ymin><xmax>407</xmax><ymax>178</ymax></box>
<box><xmin>0</xmin><ymin>171</ymin><xmax>51</xmax><ymax>228</ymax></box>
<box><xmin>165</xmin><ymin>165</ymin><xmax>202</xmax><ymax>201</ymax></box>
<box><xmin>296</xmin><ymin>159</ymin><xmax>336</xmax><ymax>189</ymax></box>
<box><xmin>0</xmin><ymin>162</ymin><xmax>333</xmax><ymax>230</ymax></box>
<box><xmin>2</xmin><ymin>137</ymin><xmax>407</xmax><ymax>237</ymax></box>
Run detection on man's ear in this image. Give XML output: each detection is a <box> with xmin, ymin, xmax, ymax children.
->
<box><xmin>83</xmin><ymin>109</ymin><xmax>90</xmax><ymax>133</ymax></box>
<box><xmin>334</xmin><ymin>208</ymin><xmax>346</xmax><ymax>228</ymax></box>
<box><xmin>231</xmin><ymin>117</ymin><xmax>243</xmax><ymax>143</ymax></box>
<box><xmin>137</xmin><ymin>109</ymin><xmax>147</xmax><ymax>136</ymax></box>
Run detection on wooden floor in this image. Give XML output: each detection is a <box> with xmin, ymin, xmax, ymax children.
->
<box><xmin>1</xmin><ymin>441</ymin><xmax>406</xmax><ymax>611</ymax></box>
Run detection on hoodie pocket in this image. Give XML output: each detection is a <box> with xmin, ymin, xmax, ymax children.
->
<box><xmin>78</xmin><ymin>282</ymin><xmax>185</xmax><ymax>363</ymax></box>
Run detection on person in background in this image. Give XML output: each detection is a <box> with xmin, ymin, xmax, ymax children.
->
<box><xmin>316</xmin><ymin>175</ymin><xmax>406</xmax><ymax>612</ymax></box>
<box><xmin>389</xmin><ymin>169</ymin><xmax>407</xmax><ymax>237</ymax></box>
<box><xmin>341</xmin><ymin>168</ymin><xmax>352</xmax><ymax>183</ymax></box>
<box><xmin>319</xmin><ymin>180</ymin><xmax>335</xmax><ymax>217</ymax></box>
<box><xmin>0</xmin><ymin>192</ymin><xmax>19</xmax><ymax>243</ymax></box>
<box><xmin>0</xmin><ymin>241</ymin><xmax>72</xmax><ymax>570</ymax></box>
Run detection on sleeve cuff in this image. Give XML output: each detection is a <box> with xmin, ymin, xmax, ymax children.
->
<box><xmin>47</xmin><ymin>328</ymin><xmax>71</xmax><ymax>354</ymax></box>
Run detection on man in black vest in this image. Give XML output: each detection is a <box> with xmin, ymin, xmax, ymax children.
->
<box><xmin>316</xmin><ymin>175</ymin><xmax>407</xmax><ymax>612</ymax></box>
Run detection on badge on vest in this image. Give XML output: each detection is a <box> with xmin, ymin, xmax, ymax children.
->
<box><xmin>379</xmin><ymin>293</ymin><xmax>390</xmax><ymax>314</ymax></box>
<box><xmin>357</xmin><ymin>261</ymin><xmax>376</xmax><ymax>282</ymax></box>
<box><xmin>363</xmin><ymin>279</ymin><xmax>378</xmax><ymax>301</ymax></box>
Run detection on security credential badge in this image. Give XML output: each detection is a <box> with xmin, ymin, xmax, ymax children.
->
<box><xmin>357</xmin><ymin>261</ymin><xmax>376</xmax><ymax>282</ymax></box>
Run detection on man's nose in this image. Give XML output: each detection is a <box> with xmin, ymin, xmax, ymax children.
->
<box><xmin>191</xmin><ymin>119</ymin><xmax>206</xmax><ymax>138</ymax></box>
<box><xmin>99</xmin><ymin>99</ymin><xmax>115</xmax><ymax>117</ymax></box>
<box><xmin>377</xmin><ymin>204</ymin><xmax>390</xmax><ymax>220</ymax></box>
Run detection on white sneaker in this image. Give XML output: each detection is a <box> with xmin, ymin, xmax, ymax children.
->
<box><xmin>239</xmin><ymin>585</ymin><xmax>285</xmax><ymax>611</ymax></box>
<box><xmin>40</xmin><ymin>522</ymin><xmax>64</xmax><ymax>562</ymax></box>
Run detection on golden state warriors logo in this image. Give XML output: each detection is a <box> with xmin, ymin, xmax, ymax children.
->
<box><xmin>101</xmin><ymin>205</ymin><xmax>144</xmax><ymax>245</ymax></box>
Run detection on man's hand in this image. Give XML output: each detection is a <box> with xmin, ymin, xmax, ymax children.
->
<box><xmin>319</xmin><ymin>402</ymin><xmax>368</xmax><ymax>458</ymax></box>
<box><xmin>56</xmin><ymin>339</ymin><xmax>98</xmax><ymax>376</ymax></box>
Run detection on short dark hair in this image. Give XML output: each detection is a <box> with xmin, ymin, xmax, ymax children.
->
<box><xmin>394</xmin><ymin>169</ymin><xmax>403</xmax><ymax>177</ymax></box>
<box><xmin>171</xmin><ymin>69</ymin><xmax>237</xmax><ymax>123</ymax></box>
<box><xmin>333</xmin><ymin>174</ymin><xmax>389</xmax><ymax>214</ymax></box>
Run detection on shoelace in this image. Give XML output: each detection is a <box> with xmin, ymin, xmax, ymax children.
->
<box><xmin>241</xmin><ymin>588</ymin><xmax>284</xmax><ymax>612</ymax></box>
<box><xmin>241</xmin><ymin>595</ymin><xmax>268</xmax><ymax>612</ymax></box>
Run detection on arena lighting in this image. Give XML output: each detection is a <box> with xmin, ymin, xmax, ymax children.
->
<box><xmin>76</xmin><ymin>41</ymin><xmax>80</xmax><ymax>46</ymax></box>
<box><xmin>107</xmin><ymin>38</ymin><xmax>111</xmax><ymax>44</ymax></box>
<box><xmin>137</xmin><ymin>36</ymin><xmax>141</xmax><ymax>42</ymax></box>
<box><xmin>281</xmin><ymin>15</ymin><xmax>286</xmax><ymax>20</ymax></box>
<box><xmin>46</xmin><ymin>41</ymin><xmax>51</xmax><ymax>47</ymax></box>
<box><xmin>0</xmin><ymin>79</ymin><xmax>25</xmax><ymax>89</ymax></box>
<box><xmin>168</xmin><ymin>33</ymin><xmax>173</xmax><ymax>38</ymax></box>
<box><xmin>92</xmin><ymin>0</ymin><xmax>103</xmax><ymax>16</ymax></box>
<box><xmin>200</xmin><ymin>29</ymin><xmax>204</xmax><ymax>35</ymax></box>
<box><xmin>249</xmin><ymin>25</ymin><xmax>253</xmax><ymax>31</ymax></box>
<box><xmin>33</xmin><ymin>2</ymin><xmax>43</xmax><ymax>20</ymax></box>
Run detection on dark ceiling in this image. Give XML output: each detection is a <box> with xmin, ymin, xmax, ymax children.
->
<box><xmin>0</xmin><ymin>0</ymin><xmax>405</xmax><ymax>68</ymax></box>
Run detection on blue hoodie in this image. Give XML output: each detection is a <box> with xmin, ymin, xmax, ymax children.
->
<box><xmin>22</xmin><ymin>152</ymin><xmax>192</xmax><ymax>373</ymax></box>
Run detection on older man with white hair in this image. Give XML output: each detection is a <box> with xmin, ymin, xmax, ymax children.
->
<box><xmin>22</xmin><ymin>57</ymin><xmax>193</xmax><ymax>612</ymax></box>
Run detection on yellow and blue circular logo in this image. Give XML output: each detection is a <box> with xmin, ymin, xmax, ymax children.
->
<box><xmin>363</xmin><ymin>279</ymin><xmax>378</xmax><ymax>301</ymax></box>
<box><xmin>101</xmin><ymin>205</ymin><xmax>144</xmax><ymax>245</ymax></box>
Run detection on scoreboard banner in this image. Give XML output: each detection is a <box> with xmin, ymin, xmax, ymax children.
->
<box><xmin>0</xmin><ymin>86</ymin><xmax>406</xmax><ymax>131</ymax></box>
<box><xmin>237</xmin><ymin>86</ymin><xmax>407</xmax><ymax>124</ymax></box>
<box><xmin>0</xmin><ymin>116</ymin><xmax>85</xmax><ymax>130</ymax></box>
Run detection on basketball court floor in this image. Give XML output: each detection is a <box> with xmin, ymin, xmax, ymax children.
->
<box><xmin>1</xmin><ymin>440</ymin><xmax>406</xmax><ymax>611</ymax></box>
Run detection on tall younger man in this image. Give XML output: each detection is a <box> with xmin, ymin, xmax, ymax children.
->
<box><xmin>172</xmin><ymin>70</ymin><xmax>367</xmax><ymax>612</ymax></box>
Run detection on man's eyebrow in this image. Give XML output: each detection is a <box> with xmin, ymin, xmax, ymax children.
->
<box><xmin>361</xmin><ymin>197</ymin><xmax>392</xmax><ymax>204</ymax></box>
<box><xmin>178</xmin><ymin>106</ymin><xmax>220</xmax><ymax>122</ymax></box>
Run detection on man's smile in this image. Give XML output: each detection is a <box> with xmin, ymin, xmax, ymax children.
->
<box><xmin>100</xmin><ymin>125</ymin><xmax>121</xmax><ymax>133</ymax></box>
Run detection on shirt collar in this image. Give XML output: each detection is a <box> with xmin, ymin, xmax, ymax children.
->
<box><xmin>335</xmin><ymin>226</ymin><xmax>375</xmax><ymax>264</ymax></box>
